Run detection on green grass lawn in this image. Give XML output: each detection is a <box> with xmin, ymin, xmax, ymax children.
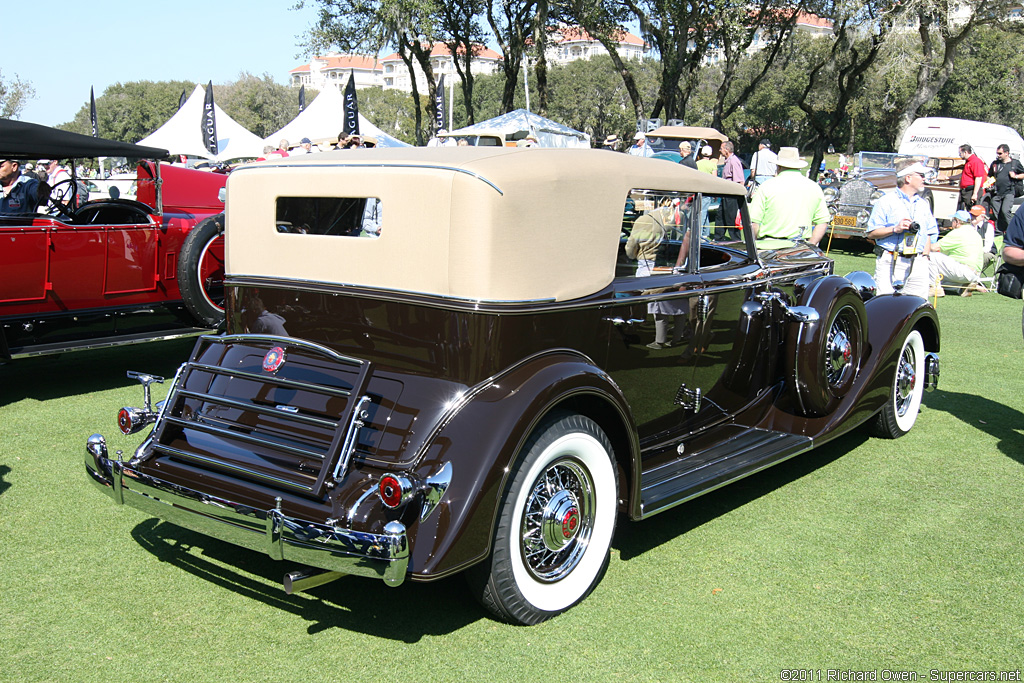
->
<box><xmin>2</xmin><ymin>246</ymin><xmax>1023</xmax><ymax>682</ymax></box>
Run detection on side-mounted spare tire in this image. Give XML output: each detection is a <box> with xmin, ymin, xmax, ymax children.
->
<box><xmin>785</xmin><ymin>276</ymin><xmax>868</xmax><ymax>417</ymax></box>
<box><xmin>177</xmin><ymin>213</ymin><xmax>226</xmax><ymax>328</ymax></box>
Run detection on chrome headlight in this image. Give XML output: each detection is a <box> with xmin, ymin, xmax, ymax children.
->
<box><xmin>857</xmin><ymin>209</ymin><xmax>871</xmax><ymax>226</ymax></box>
<box><xmin>870</xmin><ymin>189</ymin><xmax>885</xmax><ymax>203</ymax></box>
<box><xmin>823</xmin><ymin>186</ymin><xmax>838</xmax><ymax>202</ymax></box>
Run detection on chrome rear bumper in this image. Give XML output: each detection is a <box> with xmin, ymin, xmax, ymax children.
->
<box><xmin>84</xmin><ymin>434</ymin><xmax>408</xmax><ymax>587</ymax></box>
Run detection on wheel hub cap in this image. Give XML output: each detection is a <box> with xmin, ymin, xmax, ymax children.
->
<box><xmin>541</xmin><ymin>490</ymin><xmax>581</xmax><ymax>551</ymax></box>
<box><xmin>827</xmin><ymin>330</ymin><xmax>852</xmax><ymax>378</ymax></box>
<box><xmin>896</xmin><ymin>358</ymin><xmax>917</xmax><ymax>414</ymax></box>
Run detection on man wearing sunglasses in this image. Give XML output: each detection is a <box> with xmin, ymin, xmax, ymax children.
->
<box><xmin>865</xmin><ymin>161</ymin><xmax>938</xmax><ymax>298</ymax></box>
<box><xmin>0</xmin><ymin>159</ymin><xmax>48</xmax><ymax>216</ymax></box>
<box><xmin>986</xmin><ymin>144</ymin><xmax>1024</xmax><ymax>234</ymax></box>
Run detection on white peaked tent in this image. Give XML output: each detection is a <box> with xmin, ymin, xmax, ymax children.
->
<box><xmin>137</xmin><ymin>84</ymin><xmax>267</xmax><ymax>161</ymax></box>
<box><xmin>446</xmin><ymin>109</ymin><xmax>591</xmax><ymax>148</ymax></box>
<box><xmin>264</xmin><ymin>87</ymin><xmax>411</xmax><ymax>148</ymax></box>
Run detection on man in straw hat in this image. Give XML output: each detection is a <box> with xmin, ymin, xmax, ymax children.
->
<box><xmin>865</xmin><ymin>161</ymin><xmax>938</xmax><ymax>298</ymax></box>
<box><xmin>602</xmin><ymin>134</ymin><xmax>619</xmax><ymax>151</ymax></box>
<box><xmin>749</xmin><ymin>147</ymin><xmax>831</xmax><ymax>245</ymax></box>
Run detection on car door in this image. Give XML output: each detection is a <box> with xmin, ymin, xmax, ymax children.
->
<box><xmin>603</xmin><ymin>190</ymin><xmax>715</xmax><ymax>466</ymax></box>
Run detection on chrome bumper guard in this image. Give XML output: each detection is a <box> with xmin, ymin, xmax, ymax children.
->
<box><xmin>924</xmin><ymin>353</ymin><xmax>940</xmax><ymax>392</ymax></box>
<box><xmin>85</xmin><ymin>434</ymin><xmax>409</xmax><ymax>587</ymax></box>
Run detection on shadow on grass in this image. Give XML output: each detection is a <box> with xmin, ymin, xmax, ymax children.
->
<box><xmin>131</xmin><ymin>519</ymin><xmax>484</xmax><ymax>641</ymax></box>
<box><xmin>614</xmin><ymin>429</ymin><xmax>869</xmax><ymax>561</ymax></box>
<box><xmin>0</xmin><ymin>337</ymin><xmax>197</xmax><ymax>405</ymax></box>
<box><xmin>925</xmin><ymin>390</ymin><xmax>1024</xmax><ymax>465</ymax></box>
<box><xmin>0</xmin><ymin>465</ymin><xmax>10</xmax><ymax>498</ymax></box>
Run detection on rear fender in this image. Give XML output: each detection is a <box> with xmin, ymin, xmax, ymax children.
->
<box><xmin>863</xmin><ymin>294</ymin><xmax>939</xmax><ymax>395</ymax></box>
<box><xmin>400</xmin><ymin>350</ymin><xmax>636</xmax><ymax>580</ymax></box>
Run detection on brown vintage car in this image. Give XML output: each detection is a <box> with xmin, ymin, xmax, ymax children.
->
<box><xmin>85</xmin><ymin>148</ymin><xmax>940</xmax><ymax>624</ymax></box>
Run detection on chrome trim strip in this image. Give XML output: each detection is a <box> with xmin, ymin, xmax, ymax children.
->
<box><xmin>187</xmin><ymin>362</ymin><xmax>353</xmax><ymax>398</ymax></box>
<box><xmin>175</xmin><ymin>389</ymin><xmax>339</xmax><ymax>430</ymax></box>
<box><xmin>202</xmin><ymin>333</ymin><xmax>368</xmax><ymax>367</ymax></box>
<box><xmin>232</xmin><ymin>161</ymin><xmax>504</xmax><ymax>195</ymax></box>
<box><xmin>85</xmin><ymin>437</ymin><xmax>409</xmax><ymax>586</ymax></box>
<box><xmin>226</xmin><ymin>275</ymin><xmax>556</xmax><ymax>306</ymax></box>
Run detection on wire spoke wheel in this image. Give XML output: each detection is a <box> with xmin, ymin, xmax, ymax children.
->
<box><xmin>520</xmin><ymin>459</ymin><xmax>594</xmax><ymax>583</ymax></box>
<box><xmin>469</xmin><ymin>412</ymin><xmax>617</xmax><ymax>625</ymax></box>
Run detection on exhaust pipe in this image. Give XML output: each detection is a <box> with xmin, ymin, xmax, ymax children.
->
<box><xmin>283</xmin><ymin>569</ymin><xmax>346</xmax><ymax>595</ymax></box>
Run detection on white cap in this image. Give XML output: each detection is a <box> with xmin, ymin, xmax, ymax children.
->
<box><xmin>633</xmin><ymin>131</ymin><xmax>645</xmax><ymax>141</ymax></box>
<box><xmin>897</xmin><ymin>162</ymin><xmax>930</xmax><ymax>178</ymax></box>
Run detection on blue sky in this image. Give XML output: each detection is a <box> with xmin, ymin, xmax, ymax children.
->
<box><xmin>4</xmin><ymin>1</ymin><xmax>320</xmax><ymax>128</ymax></box>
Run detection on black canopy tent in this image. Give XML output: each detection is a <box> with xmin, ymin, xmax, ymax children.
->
<box><xmin>0</xmin><ymin>118</ymin><xmax>168</xmax><ymax>159</ymax></box>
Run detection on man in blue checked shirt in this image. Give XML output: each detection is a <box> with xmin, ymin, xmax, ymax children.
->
<box><xmin>865</xmin><ymin>162</ymin><xmax>938</xmax><ymax>298</ymax></box>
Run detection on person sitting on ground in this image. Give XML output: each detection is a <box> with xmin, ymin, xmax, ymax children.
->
<box><xmin>0</xmin><ymin>159</ymin><xmax>49</xmax><ymax>215</ymax></box>
<box><xmin>929</xmin><ymin>209</ymin><xmax>988</xmax><ymax>296</ymax></box>
<box><xmin>749</xmin><ymin>147</ymin><xmax>831</xmax><ymax>246</ymax></box>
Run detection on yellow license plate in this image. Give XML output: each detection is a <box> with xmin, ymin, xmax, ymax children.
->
<box><xmin>832</xmin><ymin>215</ymin><xmax>857</xmax><ymax>227</ymax></box>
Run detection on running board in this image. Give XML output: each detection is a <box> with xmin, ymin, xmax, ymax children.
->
<box><xmin>8</xmin><ymin>327</ymin><xmax>210</xmax><ymax>359</ymax></box>
<box><xmin>639</xmin><ymin>429</ymin><xmax>812</xmax><ymax>519</ymax></box>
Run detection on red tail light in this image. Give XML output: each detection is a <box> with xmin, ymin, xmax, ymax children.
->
<box><xmin>379</xmin><ymin>474</ymin><xmax>412</xmax><ymax>509</ymax></box>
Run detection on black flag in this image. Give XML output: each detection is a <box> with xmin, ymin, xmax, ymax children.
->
<box><xmin>201</xmin><ymin>81</ymin><xmax>218</xmax><ymax>156</ymax></box>
<box><xmin>343</xmin><ymin>71</ymin><xmax>360</xmax><ymax>136</ymax></box>
<box><xmin>178</xmin><ymin>89</ymin><xmax>187</xmax><ymax>110</ymax></box>
<box><xmin>433</xmin><ymin>75</ymin><xmax>446</xmax><ymax>135</ymax></box>
<box><xmin>299</xmin><ymin>84</ymin><xmax>306</xmax><ymax>113</ymax></box>
<box><xmin>89</xmin><ymin>87</ymin><xmax>98</xmax><ymax>137</ymax></box>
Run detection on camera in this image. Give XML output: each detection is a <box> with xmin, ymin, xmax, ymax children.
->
<box><xmin>906</xmin><ymin>221</ymin><xmax>920</xmax><ymax>234</ymax></box>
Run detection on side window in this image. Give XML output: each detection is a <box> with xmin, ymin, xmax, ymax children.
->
<box><xmin>697</xmin><ymin>193</ymin><xmax>753</xmax><ymax>270</ymax></box>
<box><xmin>616</xmin><ymin>189</ymin><xmax>697</xmax><ymax>279</ymax></box>
<box><xmin>275</xmin><ymin>196</ymin><xmax>382</xmax><ymax>238</ymax></box>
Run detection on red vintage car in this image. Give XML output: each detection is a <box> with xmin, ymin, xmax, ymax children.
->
<box><xmin>0</xmin><ymin>119</ymin><xmax>227</xmax><ymax>360</ymax></box>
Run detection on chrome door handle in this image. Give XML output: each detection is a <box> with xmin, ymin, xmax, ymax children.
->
<box><xmin>603</xmin><ymin>316</ymin><xmax>645</xmax><ymax>326</ymax></box>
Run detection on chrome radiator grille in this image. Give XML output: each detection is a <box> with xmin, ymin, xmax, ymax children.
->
<box><xmin>838</xmin><ymin>179</ymin><xmax>875</xmax><ymax>208</ymax></box>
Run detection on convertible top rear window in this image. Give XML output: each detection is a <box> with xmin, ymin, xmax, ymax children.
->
<box><xmin>275</xmin><ymin>196</ymin><xmax>382</xmax><ymax>238</ymax></box>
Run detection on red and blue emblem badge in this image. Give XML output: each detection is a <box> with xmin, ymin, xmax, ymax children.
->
<box><xmin>262</xmin><ymin>346</ymin><xmax>286</xmax><ymax>373</ymax></box>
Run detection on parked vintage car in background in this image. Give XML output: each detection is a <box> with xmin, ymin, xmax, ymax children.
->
<box><xmin>0</xmin><ymin>119</ymin><xmax>227</xmax><ymax>360</ymax></box>
<box><xmin>86</xmin><ymin>148</ymin><xmax>940</xmax><ymax>624</ymax></box>
<box><xmin>821</xmin><ymin>151</ymin><xmax>939</xmax><ymax>239</ymax></box>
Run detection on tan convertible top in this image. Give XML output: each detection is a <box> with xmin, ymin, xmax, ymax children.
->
<box><xmin>226</xmin><ymin>147</ymin><xmax>745</xmax><ymax>302</ymax></box>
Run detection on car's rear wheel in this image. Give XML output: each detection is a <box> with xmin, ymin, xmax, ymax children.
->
<box><xmin>469</xmin><ymin>412</ymin><xmax>618</xmax><ymax>625</ymax></box>
<box><xmin>869</xmin><ymin>330</ymin><xmax>925</xmax><ymax>438</ymax></box>
<box><xmin>178</xmin><ymin>213</ymin><xmax>225</xmax><ymax>328</ymax></box>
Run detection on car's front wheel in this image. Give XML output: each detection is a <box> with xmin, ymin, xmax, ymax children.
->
<box><xmin>869</xmin><ymin>330</ymin><xmax>925</xmax><ymax>438</ymax></box>
<box><xmin>470</xmin><ymin>412</ymin><xmax>618</xmax><ymax>625</ymax></box>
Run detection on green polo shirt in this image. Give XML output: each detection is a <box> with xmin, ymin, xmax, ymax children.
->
<box><xmin>749</xmin><ymin>169</ymin><xmax>831</xmax><ymax>240</ymax></box>
<box><xmin>937</xmin><ymin>225</ymin><xmax>984</xmax><ymax>273</ymax></box>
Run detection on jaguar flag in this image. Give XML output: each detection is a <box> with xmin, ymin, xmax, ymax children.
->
<box><xmin>433</xmin><ymin>74</ymin><xmax>446</xmax><ymax>135</ymax></box>
<box><xmin>201</xmin><ymin>81</ymin><xmax>218</xmax><ymax>156</ymax></box>
<box><xmin>89</xmin><ymin>87</ymin><xmax>98</xmax><ymax>137</ymax></box>
<box><xmin>342</xmin><ymin>71</ymin><xmax>360</xmax><ymax>136</ymax></box>
<box><xmin>299</xmin><ymin>84</ymin><xmax>306</xmax><ymax>113</ymax></box>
